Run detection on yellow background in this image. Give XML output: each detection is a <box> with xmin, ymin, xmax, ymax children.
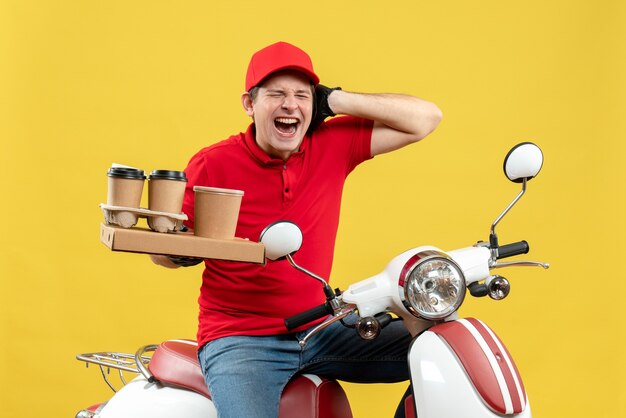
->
<box><xmin>1</xmin><ymin>0</ymin><xmax>624</xmax><ymax>417</ymax></box>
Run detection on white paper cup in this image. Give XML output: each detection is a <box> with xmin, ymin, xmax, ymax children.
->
<box><xmin>193</xmin><ymin>186</ymin><xmax>244</xmax><ymax>239</ymax></box>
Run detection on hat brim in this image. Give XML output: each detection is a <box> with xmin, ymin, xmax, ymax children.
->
<box><xmin>249</xmin><ymin>65</ymin><xmax>319</xmax><ymax>91</ymax></box>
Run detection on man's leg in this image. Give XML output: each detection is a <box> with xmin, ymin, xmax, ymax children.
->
<box><xmin>198</xmin><ymin>334</ymin><xmax>301</xmax><ymax>418</ymax></box>
<box><xmin>298</xmin><ymin>315</ymin><xmax>413</xmax><ymax>417</ymax></box>
<box><xmin>299</xmin><ymin>315</ymin><xmax>411</xmax><ymax>382</ymax></box>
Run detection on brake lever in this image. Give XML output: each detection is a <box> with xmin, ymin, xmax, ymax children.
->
<box><xmin>297</xmin><ymin>304</ymin><xmax>356</xmax><ymax>348</ymax></box>
<box><xmin>491</xmin><ymin>260</ymin><xmax>550</xmax><ymax>269</ymax></box>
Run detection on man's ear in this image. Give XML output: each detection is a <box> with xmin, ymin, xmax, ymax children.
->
<box><xmin>241</xmin><ymin>92</ymin><xmax>254</xmax><ymax>117</ymax></box>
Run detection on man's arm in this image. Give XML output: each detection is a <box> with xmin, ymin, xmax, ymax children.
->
<box><xmin>327</xmin><ymin>90</ymin><xmax>442</xmax><ymax>157</ymax></box>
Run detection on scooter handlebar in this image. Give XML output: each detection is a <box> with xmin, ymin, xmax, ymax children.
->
<box><xmin>285</xmin><ymin>302</ymin><xmax>333</xmax><ymax>331</ymax></box>
<box><xmin>497</xmin><ymin>240</ymin><xmax>529</xmax><ymax>259</ymax></box>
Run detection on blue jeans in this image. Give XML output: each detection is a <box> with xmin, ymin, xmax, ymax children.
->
<box><xmin>198</xmin><ymin>315</ymin><xmax>412</xmax><ymax>418</ymax></box>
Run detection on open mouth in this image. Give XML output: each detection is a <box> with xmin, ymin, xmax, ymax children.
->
<box><xmin>274</xmin><ymin>117</ymin><xmax>299</xmax><ymax>135</ymax></box>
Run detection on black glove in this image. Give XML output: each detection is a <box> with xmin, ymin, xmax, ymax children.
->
<box><xmin>308</xmin><ymin>84</ymin><xmax>342</xmax><ymax>134</ymax></box>
<box><xmin>167</xmin><ymin>255</ymin><xmax>204</xmax><ymax>267</ymax></box>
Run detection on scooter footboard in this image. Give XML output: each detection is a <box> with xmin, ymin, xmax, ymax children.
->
<box><xmin>408</xmin><ymin>318</ymin><xmax>530</xmax><ymax>418</ymax></box>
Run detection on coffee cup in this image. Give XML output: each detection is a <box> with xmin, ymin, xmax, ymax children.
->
<box><xmin>106</xmin><ymin>167</ymin><xmax>146</xmax><ymax>227</ymax></box>
<box><xmin>193</xmin><ymin>186</ymin><xmax>244</xmax><ymax>239</ymax></box>
<box><xmin>147</xmin><ymin>170</ymin><xmax>188</xmax><ymax>233</ymax></box>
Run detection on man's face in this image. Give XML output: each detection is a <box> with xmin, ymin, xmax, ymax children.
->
<box><xmin>242</xmin><ymin>71</ymin><xmax>314</xmax><ymax>161</ymax></box>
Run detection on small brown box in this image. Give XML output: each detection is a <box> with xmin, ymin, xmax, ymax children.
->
<box><xmin>100</xmin><ymin>223</ymin><xmax>265</xmax><ymax>264</ymax></box>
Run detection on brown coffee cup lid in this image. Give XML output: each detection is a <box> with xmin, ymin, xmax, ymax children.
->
<box><xmin>193</xmin><ymin>186</ymin><xmax>244</xmax><ymax>196</ymax></box>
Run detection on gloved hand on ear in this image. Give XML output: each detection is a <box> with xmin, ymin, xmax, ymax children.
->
<box><xmin>308</xmin><ymin>84</ymin><xmax>342</xmax><ymax>134</ymax></box>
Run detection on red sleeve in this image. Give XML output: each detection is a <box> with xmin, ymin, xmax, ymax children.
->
<box><xmin>313</xmin><ymin>116</ymin><xmax>374</xmax><ymax>175</ymax></box>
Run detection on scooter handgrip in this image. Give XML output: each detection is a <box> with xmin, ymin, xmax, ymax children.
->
<box><xmin>498</xmin><ymin>240</ymin><xmax>529</xmax><ymax>259</ymax></box>
<box><xmin>284</xmin><ymin>302</ymin><xmax>332</xmax><ymax>331</ymax></box>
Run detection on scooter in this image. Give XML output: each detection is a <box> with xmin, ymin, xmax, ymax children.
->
<box><xmin>76</xmin><ymin>142</ymin><xmax>548</xmax><ymax>418</ymax></box>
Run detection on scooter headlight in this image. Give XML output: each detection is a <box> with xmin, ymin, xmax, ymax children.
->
<box><xmin>399</xmin><ymin>251</ymin><xmax>466</xmax><ymax>320</ymax></box>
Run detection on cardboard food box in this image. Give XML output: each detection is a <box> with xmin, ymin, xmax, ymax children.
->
<box><xmin>100</xmin><ymin>223</ymin><xmax>265</xmax><ymax>264</ymax></box>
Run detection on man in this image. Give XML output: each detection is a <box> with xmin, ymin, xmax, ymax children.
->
<box><xmin>151</xmin><ymin>41</ymin><xmax>442</xmax><ymax>417</ymax></box>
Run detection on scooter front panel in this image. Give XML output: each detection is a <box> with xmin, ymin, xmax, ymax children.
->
<box><xmin>408</xmin><ymin>319</ymin><xmax>530</xmax><ymax>417</ymax></box>
<box><xmin>431</xmin><ymin>318</ymin><xmax>527</xmax><ymax>414</ymax></box>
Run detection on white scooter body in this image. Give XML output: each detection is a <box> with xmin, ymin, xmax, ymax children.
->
<box><xmin>97</xmin><ymin>376</ymin><xmax>216</xmax><ymax>418</ymax></box>
<box><xmin>341</xmin><ymin>244</ymin><xmax>531</xmax><ymax>417</ymax></box>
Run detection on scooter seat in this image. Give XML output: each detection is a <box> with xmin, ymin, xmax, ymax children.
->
<box><xmin>148</xmin><ymin>339</ymin><xmax>353</xmax><ymax>418</ymax></box>
<box><xmin>148</xmin><ymin>339</ymin><xmax>210</xmax><ymax>397</ymax></box>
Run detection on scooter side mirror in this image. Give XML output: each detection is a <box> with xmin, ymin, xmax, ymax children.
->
<box><xmin>259</xmin><ymin>221</ymin><xmax>303</xmax><ymax>261</ymax></box>
<box><xmin>503</xmin><ymin>142</ymin><xmax>544</xmax><ymax>183</ymax></box>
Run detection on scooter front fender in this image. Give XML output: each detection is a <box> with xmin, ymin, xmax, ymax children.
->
<box><xmin>97</xmin><ymin>376</ymin><xmax>216</xmax><ymax>418</ymax></box>
<box><xmin>408</xmin><ymin>318</ymin><xmax>531</xmax><ymax>418</ymax></box>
